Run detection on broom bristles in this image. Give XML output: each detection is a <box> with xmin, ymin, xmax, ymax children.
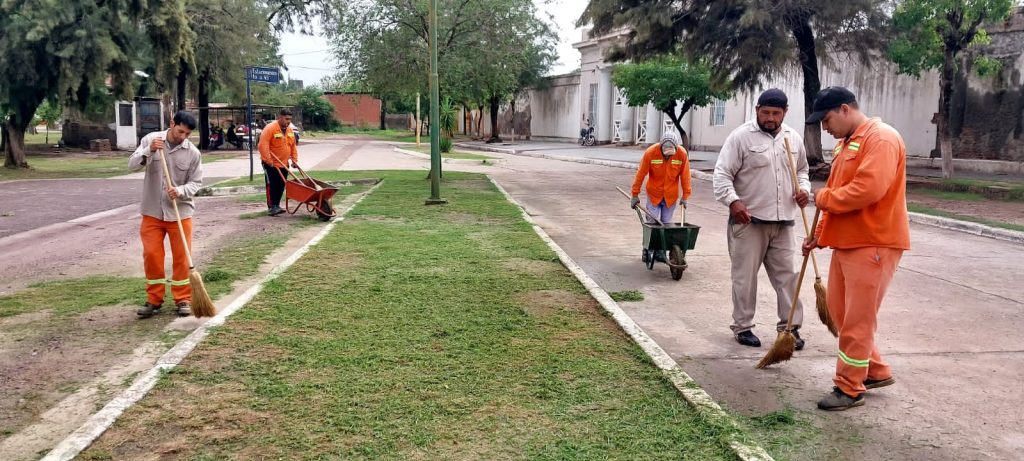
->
<box><xmin>756</xmin><ymin>331</ymin><xmax>796</xmax><ymax>369</ymax></box>
<box><xmin>189</xmin><ymin>270</ymin><xmax>217</xmax><ymax>318</ymax></box>
<box><xmin>814</xmin><ymin>278</ymin><xmax>839</xmax><ymax>337</ymax></box>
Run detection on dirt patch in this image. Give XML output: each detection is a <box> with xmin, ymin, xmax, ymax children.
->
<box><xmin>453</xmin><ymin>179</ymin><xmax>496</xmax><ymax>191</ymax></box>
<box><xmin>500</xmin><ymin>258</ymin><xmax>563</xmax><ymax>276</ymax></box>
<box><xmin>0</xmin><ymin>193</ymin><xmax>312</xmax><ymax>458</ymax></box>
<box><xmin>517</xmin><ymin>289</ymin><xmax>596</xmax><ymax>318</ymax></box>
<box><xmin>80</xmin><ymin>380</ymin><xmax>281</xmax><ymax>461</ymax></box>
<box><xmin>347</xmin><ymin>215</ymin><xmax>407</xmax><ymax>224</ymax></box>
<box><xmin>907</xmin><ymin>191</ymin><xmax>1024</xmax><ymax>226</ymax></box>
<box><xmin>0</xmin><ymin>305</ymin><xmax>164</xmax><ymax>441</ymax></box>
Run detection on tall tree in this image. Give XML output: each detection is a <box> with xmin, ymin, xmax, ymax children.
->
<box><xmin>579</xmin><ymin>0</ymin><xmax>890</xmax><ymax>166</ymax></box>
<box><xmin>0</xmin><ymin>0</ymin><xmax>193</xmax><ymax>168</ymax></box>
<box><xmin>187</xmin><ymin>0</ymin><xmax>280</xmax><ymax>148</ymax></box>
<box><xmin>888</xmin><ymin>0</ymin><xmax>1014</xmax><ymax>179</ymax></box>
<box><xmin>333</xmin><ymin>0</ymin><xmax>555</xmax><ymax>143</ymax></box>
<box><xmin>612</xmin><ymin>57</ymin><xmax>730</xmax><ymax>148</ymax></box>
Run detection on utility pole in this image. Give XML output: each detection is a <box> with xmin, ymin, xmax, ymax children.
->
<box><xmin>425</xmin><ymin>0</ymin><xmax>446</xmax><ymax>205</ymax></box>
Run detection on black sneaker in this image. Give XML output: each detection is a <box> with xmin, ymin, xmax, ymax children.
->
<box><xmin>137</xmin><ymin>302</ymin><xmax>162</xmax><ymax>318</ymax></box>
<box><xmin>268</xmin><ymin>206</ymin><xmax>285</xmax><ymax>216</ymax></box>
<box><xmin>736</xmin><ymin>330</ymin><xmax>761</xmax><ymax>347</ymax></box>
<box><xmin>792</xmin><ymin>328</ymin><xmax>805</xmax><ymax>351</ymax></box>
<box><xmin>865</xmin><ymin>376</ymin><xmax>895</xmax><ymax>389</ymax></box>
<box><xmin>817</xmin><ymin>387</ymin><xmax>865</xmax><ymax>411</ymax></box>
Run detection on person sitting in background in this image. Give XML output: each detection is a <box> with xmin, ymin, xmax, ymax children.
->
<box><xmin>226</xmin><ymin>122</ymin><xmax>242</xmax><ymax>149</ymax></box>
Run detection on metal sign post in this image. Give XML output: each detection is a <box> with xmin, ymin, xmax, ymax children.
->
<box><xmin>244</xmin><ymin>66</ymin><xmax>282</xmax><ymax>181</ymax></box>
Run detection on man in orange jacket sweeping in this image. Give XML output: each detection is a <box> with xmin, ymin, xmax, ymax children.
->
<box><xmin>803</xmin><ymin>87</ymin><xmax>910</xmax><ymax>411</ymax></box>
<box><xmin>127</xmin><ymin>111</ymin><xmax>203</xmax><ymax>318</ymax></box>
<box><xmin>630</xmin><ymin>131</ymin><xmax>693</xmax><ymax>261</ymax></box>
<box><xmin>259</xmin><ymin>109</ymin><xmax>299</xmax><ymax>216</ymax></box>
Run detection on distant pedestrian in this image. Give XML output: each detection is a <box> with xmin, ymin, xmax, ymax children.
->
<box><xmin>713</xmin><ymin>89</ymin><xmax>810</xmax><ymax>349</ymax></box>
<box><xmin>802</xmin><ymin>87</ymin><xmax>910</xmax><ymax>411</ymax></box>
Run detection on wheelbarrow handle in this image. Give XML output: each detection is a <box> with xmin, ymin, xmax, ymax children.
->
<box><xmin>616</xmin><ymin>186</ymin><xmax>664</xmax><ymax>226</ymax></box>
<box><xmin>290</xmin><ymin>162</ymin><xmax>323</xmax><ymax>191</ymax></box>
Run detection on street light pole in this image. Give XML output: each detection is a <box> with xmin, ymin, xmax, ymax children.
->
<box><xmin>426</xmin><ymin>0</ymin><xmax>446</xmax><ymax>205</ymax></box>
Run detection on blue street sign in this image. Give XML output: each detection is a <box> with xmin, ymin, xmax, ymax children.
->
<box><xmin>246</xmin><ymin>66</ymin><xmax>281</xmax><ymax>84</ymax></box>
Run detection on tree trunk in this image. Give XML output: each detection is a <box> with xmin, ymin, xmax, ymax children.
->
<box><xmin>791</xmin><ymin>16</ymin><xmax>824</xmax><ymax>166</ymax></box>
<box><xmin>175</xmin><ymin>61</ymin><xmax>188</xmax><ymax>112</ymax></box>
<box><xmin>380</xmin><ymin>96</ymin><xmax>386</xmax><ymax>130</ymax></box>
<box><xmin>3</xmin><ymin>100</ymin><xmax>37</xmax><ymax>168</ymax></box>
<box><xmin>663</xmin><ymin>100</ymin><xmax>694</xmax><ymax>149</ymax></box>
<box><xmin>462</xmin><ymin>103</ymin><xmax>470</xmax><ymax>135</ymax></box>
<box><xmin>938</xmin><ymin>47</ymin><xmax>957</xmax><ymax>179</ymax></box>
<box><xmin>198</xmin><ymin>71</ymin><xmax>210</xmax><ymax>150</ymax></box>
<box><xmin>476</xmin><ymin>104</ymin><xmax>484</xmax><ymax>139</ymax></box>
<box><xmin>486</xmin><ymin>94</ymin><xmax>502</xmax><ymax>143</ymax></box>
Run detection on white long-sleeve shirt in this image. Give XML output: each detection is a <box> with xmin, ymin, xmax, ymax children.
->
<box><xmin>713</xmin><ymin>120</ymin><xmax>811</xmax><ymax>222</ymax></box>
<box><xmin>128</xmin><ymin>131</ymin><xmax>203</xmax><ymax>221</ymax></box>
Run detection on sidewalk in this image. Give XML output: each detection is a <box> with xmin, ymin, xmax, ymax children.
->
<box><xmin>455</xmin><ymin>139</ymin><xmax>721</xmax><ymax>172</ymax></box>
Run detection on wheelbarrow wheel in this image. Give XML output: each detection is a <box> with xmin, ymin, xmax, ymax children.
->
<box><xmin>316</xmin><ymin>199</ymin><xmax>334</xmax><ymax>222</ymax></box>
<box><xmin>669</xmin><ymin>244</ymin><xmax>686</xmax><ymax>281</ymax></box>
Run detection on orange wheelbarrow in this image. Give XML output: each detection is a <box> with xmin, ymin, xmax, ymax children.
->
<box><xmin>276</xmin><ymin>164</ymin><xmax>338</xmax><ymax>221</ymax></box>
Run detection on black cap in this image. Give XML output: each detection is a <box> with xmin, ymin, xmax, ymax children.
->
<box><xmin>756</xmin><ymin>88</ymin><xmax>788</xmax><ymax>109</ymax></box>
<box><xmin>806</xmin><ymin>86</ymin><xmax>857</xmax><ymax>124</ymax></box>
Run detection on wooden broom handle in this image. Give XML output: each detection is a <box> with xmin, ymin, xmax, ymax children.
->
<box><xmin>783</xmin><ymin>208</ymin><xmax>821</xmax><ymax>329</ymax></box>
<box><xmin>783</xmin><ymin>138</ymin><xmax>822</xmax><ymax>278</ymax></box>
<box><xmin>157</xmin><ymin>148</ymin><xmax>196</xmax><ymax>269</ymax></box>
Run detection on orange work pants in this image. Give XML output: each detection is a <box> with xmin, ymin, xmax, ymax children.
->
<box><xmin>140</xmin><ymin>215</ymin><xmax>193</xmax><ymax>305</ymax></box>
<box><xmin>827</xmin><ymin>246</ymin><xmax>903</xmax><ymax>397</ymax></box>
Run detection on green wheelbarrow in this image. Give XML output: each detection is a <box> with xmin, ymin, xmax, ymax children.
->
<box><xmin>635</xmin><ymin>208</ymin><xmax>700</xmax><ymax>280</ymax></box>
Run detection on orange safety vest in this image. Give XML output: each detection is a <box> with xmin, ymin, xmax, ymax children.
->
<box><xmin>631</xmin><ymin>144</ymin><xmax>692</xmax><ymax>205</ymax></box>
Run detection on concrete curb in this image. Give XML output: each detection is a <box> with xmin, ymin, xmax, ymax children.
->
<box><xmin>488</xmin><ymin>177</ymin><xmax>773</xmax><ymax>461</ymax></box>
<box><xmin>392</xmin><ymin>147</ymin><xmax>502</xmax><ymax>164</ymax></box>
<box><xmin>463</xmin><ymin>142</ymin><xmax>1022</xmax><ymax>245</ymax></box>
<box><xmin>196</xmin><ymin>178</ymin><xmax>381</xmax><ymax>197</ymax></box>
<box><xmin>40</xmin><ymin>182</ymin><xmax>384</xmax><ymax>461</ymax></box>
<box><xmin>908</xmin><ymin>211</ymin><xmax>1024</xmax><ymax>244</ymax></box>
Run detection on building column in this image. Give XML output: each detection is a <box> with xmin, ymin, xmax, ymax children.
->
<box><xmin>596</xmin><ymin>68</ymin><xmax>613</xmax><ymax>143</ymax></box>
<box><xmin>645</xmin><ymin>104</ymin><xmax>662</xmax><ymax>145</ymax></box>
<box><xmin>619</xmin><ymin>98</ymin><xmax>634</xmax><ymax>145</ymax></box>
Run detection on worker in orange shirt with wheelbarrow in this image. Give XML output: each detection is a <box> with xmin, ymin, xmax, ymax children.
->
<box><xmin>629</xmin><ymin>131</ymin><xmax>693</xmax><ymax>262</ymax></box>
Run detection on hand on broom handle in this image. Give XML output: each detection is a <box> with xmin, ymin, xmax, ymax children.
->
<box><xmin>782</xmin><ymin>208</ymin><xmax>820</xmax><ymax>330</ymax></box>
<box><xmin>157</xmin><ymin>149</ymin><xmax>196</xmax><ymax>269</ymax></box>
<box><xmin>783</xmin><ymin>138</ymin><xmax>821</xmax><ymax>274</ymax></box>
<box><xmin>616</xmin><ymin>186</ymin><xmax>664</xmax><ymax>226</ymax></box>
<box><xmin>784</xmin><ymin>139</ymin><xmax>838</xmax><ymax>337</ymax></box>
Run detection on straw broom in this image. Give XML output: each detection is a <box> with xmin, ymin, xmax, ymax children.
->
<box><xmin>757</xmin><ymin>208</ymin><xmax>821</xmax><ymax>369</ymax></box>
<box><xmin>158</xmin><ymin>149</ymin><xmax>216</xmax><ymax>318</ymax></box>
<box><xmin>783</xmin><ymin>139</ymin><xmax>838</xmax><ymax>337</ymax></box>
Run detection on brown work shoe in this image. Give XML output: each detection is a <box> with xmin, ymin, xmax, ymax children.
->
<box><xmin>865</xmin><ymin>376</ymin><xmax>895</xmax><ymax>390</ymax></box>
<box><xmin>175</xmin><ymin>302</ymin><xmax>192</xmax><ymax>317</ymax></box>
<box><xmin>137</xmin><ymin>302</ymin><xmax>162</xmax><ymax>319</ymax></box>
<box><xmin>817</xmin><ymin>387</ymin><xmax>865</xmax><ymax>411</ymax></box>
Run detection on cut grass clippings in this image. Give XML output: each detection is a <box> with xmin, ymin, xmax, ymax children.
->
<box><xmin>908</xmin><ymin>203</ymin><xmax>1024</xmax><ymax>233</ymax></box>
<box><xmin>81</xmin><ymin>170</ymin><xmax>744</xmax><ymax>460</ymax></box>
<box><xmin>609</xmin><ymin>290</ymin><xmax>645</xmax><ymax>302</ymax></box>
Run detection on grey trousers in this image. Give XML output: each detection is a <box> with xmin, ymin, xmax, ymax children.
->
<box><xmin>726</xmin><ymin>222</ymin><xmax>804</xmax><ymax>334</ymax></box>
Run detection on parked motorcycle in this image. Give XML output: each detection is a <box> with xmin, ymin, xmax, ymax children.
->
<box><xmin>579</xmin><ymin>126</ymin><xmax>596</xmax><ymax>146</ymax></box>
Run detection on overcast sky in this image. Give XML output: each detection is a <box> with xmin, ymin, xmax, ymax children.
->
<box><xmin>278</xmin><ymin>0</ymin><xmax>589</xmax><ymax>86</ymax></box>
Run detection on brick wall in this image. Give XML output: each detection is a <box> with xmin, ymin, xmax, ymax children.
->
<box><xmin>322</xmin><ymin>93</ymin><xmax>382</xmax><ymax>128</ymax></box>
